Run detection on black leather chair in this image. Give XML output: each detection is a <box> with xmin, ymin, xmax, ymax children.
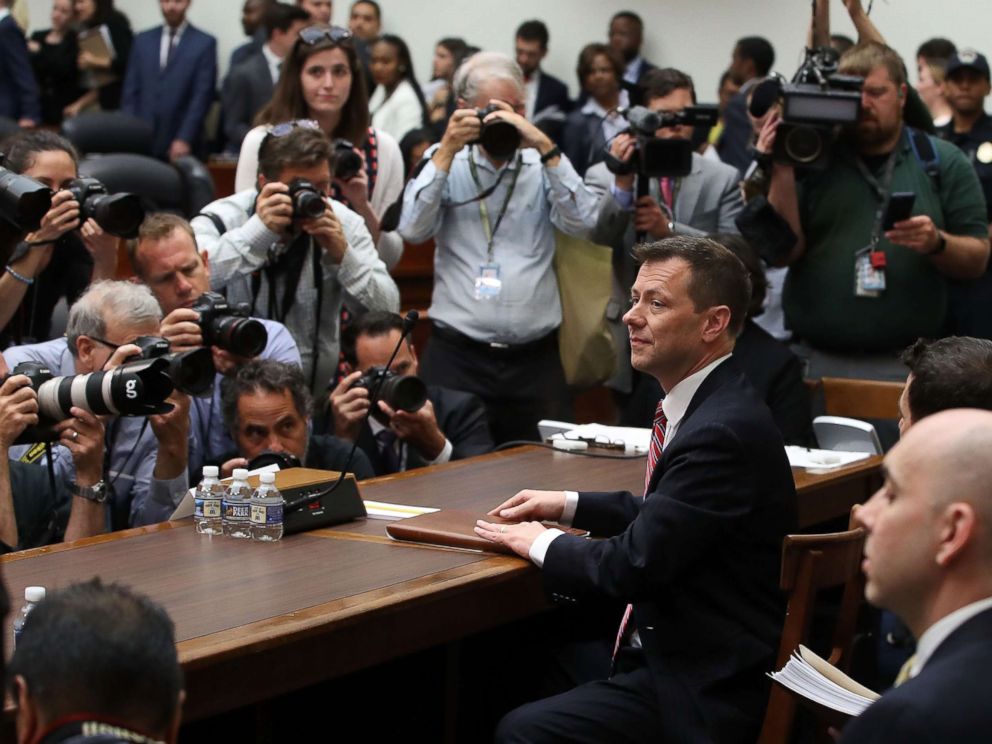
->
<box><xmin>79</xmin><ymin>153</ymin><xmax>215</xmax><ymax>218</ymax></box>
<box><xmin>61</xmin><ymin>112</ymin><xmax>154</xmax><ymax>156</ymax></box>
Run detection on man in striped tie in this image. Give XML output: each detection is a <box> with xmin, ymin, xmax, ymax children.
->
<box><xmin>477</xmin><ymin>235</ymin><xmax>795</xmax><ymax>743</ymax></box>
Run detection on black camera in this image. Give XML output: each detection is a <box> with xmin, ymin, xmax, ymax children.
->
<box><xmin>604</xmin><ymin>105</ymin><xmax>719</xmax><ymax>179</ymax></box>
<box><xmin>248</xmin><ymin>450</ymin><xmax>302</xmax><ymax>471</ymax></box>
<box><xmin>353</xmin><ymin>366</ymin><xmax>428</xmax><ymax>425</ymax></box>
<box><xmin>133</xmin><ymin>336</ymin><xmax>215</xmax><ymax>397</ymax></box>
<box><xmin>190</xmin><ymin>292</ymin><xmax>268</xmax><ymax>358</ymax></box>
<box><xmin>286</xmin><ymin>178</ymin><xmax>327</xmax><ymax>220</ymax></box>
<box><xmin>750</xmin><ymin>47</ymin><xmax>863</xmax><ymax>169</ymax></box>
<box><xmin>332</xmin><ymin>139</ymin><xmax>364</xmax><ymax>181</ymax></box>
<box><xmin>64</xmin><ymin>177</ymin><xmax>145</xmax><ymax>238</ymax></box>
<box><xmin>4</xmin><ymin>358</ymin><xmax>175</xmax><ymax>444</ymax></box>
<box><xmin>473</xmin><ymin>104</ymin><xmax>521</xmax><ymax>160</ymax></box>
<box><xmin>0</xmin><ymin>162</ymin><xmax>53</xmax><ymax>233</ymax></box>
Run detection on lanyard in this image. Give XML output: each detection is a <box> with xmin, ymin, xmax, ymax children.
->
<box><xmin>854</xmin><ymin>139</ymin><xmax>900</xmax><ymax>250</ymax></box>
<box><xmin>468</xmin><ymin>147</ymin><xmax>522</xmax><ymax>263</ymax></box>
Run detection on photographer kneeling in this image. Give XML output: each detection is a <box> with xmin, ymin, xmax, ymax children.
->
<box><xmin>3</xmin><ymin>281</ymin><xmax>191</xmax><ymax>530</ymax></box>
<box><xmin>191</xmin><ymin>125</ymin><xmax>399</xmax><ymax>395</ymax></box>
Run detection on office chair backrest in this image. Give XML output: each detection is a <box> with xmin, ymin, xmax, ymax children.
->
<box><xmin>62</xmin><ymin>112</ymin><xmax>154</xmax><ymax>156</ymax></box>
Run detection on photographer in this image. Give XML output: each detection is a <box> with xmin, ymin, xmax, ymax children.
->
<box><xmin>585</xmin><ymin>68</ymin><xmax>743</xmax><ymax>424</ymax></box>
<box><xmin>130</xmin><ymin>213</ymin><xmax>301</xmax><ymax>468</ymax></box>
<box><xmin>0</xmin><ymin>131</ymin><xmax>119</xmax><ymax>345</ymax></box>
<box><xmin>3</xmin><ymin>281</ymin><xmax>191</xmax><ymax>530</ymax></box>
<box><xmin>220</xmin><ymin>359</ymin><xmax>373</xmax><ymax>479</ymax></box>
<box><xmin>766</xmin><ymin>42</ymin><xmax>990</xmax><ymax>380</ymax></box>
<box><xmin>328</xmin><ymin>311</ymin><xmax>493</xmax><ymax>475</ymax></box>
<box><xmin>398</xmin><ymin>51</ymin><xmax>599</xmax><ymax>444</ymax></box>
<box><xmin>192</xmin><ymin>125</ymin><xmax>399</xmax><ymax>394</ymax></box>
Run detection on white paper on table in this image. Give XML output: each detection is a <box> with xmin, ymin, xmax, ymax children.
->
<box><xmin>363</xmin><ymin>501</ymin><xmax>440</xmax><ymax>521</ymax></box>
<box><xmin>785</xmin><ymin>446</ymin><xmax>872</xmax><ymax>470</ymax></box>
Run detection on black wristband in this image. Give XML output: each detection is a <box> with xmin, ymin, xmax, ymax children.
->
<box><xmin>540</xmin><ymin>146</ymin><xmax>562</xmax><ymax>164</ymax></box>
<box><xmin>927</xmin><ymin>233</ymin><xmax>947</xmax><ymax>256</ymax></box>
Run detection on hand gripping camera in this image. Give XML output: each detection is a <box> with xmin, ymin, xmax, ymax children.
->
<box><xmin>604</xmin><ymin>105</ymin><xmax>719</xmax><ymax>179</ymax></box>
<box><xmin>352</xmin><ymin>366</ymin><xmax>428</xmax><ymax>426</ymax></box>
<box><xmin>190</xmin><ymin>292</ymin><xmax>268</xmax><ymax>359</ymax></box>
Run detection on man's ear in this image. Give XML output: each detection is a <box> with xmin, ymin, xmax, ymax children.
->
<box><xmin>935</xmin><ymin>502</ymin><xmax>978</xmax><ymax>567</ymax></box>
<box><xmin>701</xmin><ymin>305</ymin><xmax>732</xmax><ymax>342</ymax></box>
<box><xmin>75</xmin><ymin>336</ymin><xmax>96</xmax><ymax>369</ymax></box>
<box><xmin>898</xmin><ymin>83</ymin><xmax>908</xmax><ymax>104</ymax></box>
<box><xmin>199</xmin><ymin>250</ymin><xmax>210</xmax><ymax>274</ymax></box>
<box><xmin>166</xmin><ymin>689</ymin><xmax>186</xmax><ymax>744</ymax></box>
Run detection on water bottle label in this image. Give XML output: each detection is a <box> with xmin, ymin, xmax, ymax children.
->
<box><xmin>251</xmin><ymin>503</ymin><xmax>283</xmax><ymax>525</ymax></box>
<box><xmin>228</xmin><ymin>502</ymin><xmax>250</xmax><ymax>520</ymax></box>
<box><xmin>203</xmin><ymin>498</ymin><xmax>222</xmax><ymax>518</ymax></box>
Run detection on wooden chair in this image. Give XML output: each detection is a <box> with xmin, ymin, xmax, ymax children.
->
<box><xmin>820</xmin><ymin>377</ymin><xmax>904</xmax><ymax>421</ymax></box>
<box><xmin>757</xmin><ymin>527</ymin><xmax>867</xmax><ymax>744</ymax></box>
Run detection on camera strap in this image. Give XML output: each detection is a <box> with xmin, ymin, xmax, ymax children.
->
<box><xmin>467</xmin><ymin>148</ymin><xmax>523</xmax><ymax>263</ymax></box>
<box><xmin>855</xmin><ymin>144</ymin><xmax>899</xmax><ymax>251</ymax></box>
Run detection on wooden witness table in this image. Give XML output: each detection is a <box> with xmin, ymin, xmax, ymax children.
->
<box><xmin>1</xmin><ymin>446</ymin><xmax>881</xmax><ymax>724</ymax></box>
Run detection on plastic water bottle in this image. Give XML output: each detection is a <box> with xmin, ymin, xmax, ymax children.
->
<box><xmin>223</xmin><ymin>468</ymin><xmax>254</xmax><ymax>539</ymax></box>
<box><xmin>194</xmin><ymin>465</ymin><xmax>224</xmax><ymax>535</ymax></box>
<box><xmin>250</xmin><ymin>472</ymin><xmax>284</xmax><ymax>542</ymax></box>
<box><xmin>13</xmin><ymin>586</ymin><xmax>45</xmax><ymax>646</ymax></box>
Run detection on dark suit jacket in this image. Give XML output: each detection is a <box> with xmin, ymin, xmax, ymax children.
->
<box><xmin>839</xmin><ymin>607</ymin><xmax>992</xmax><ymax>743</ymax></box>
<box><xmin>0</xmin><ymin>14</ymin><xmax>41</xmax><ymax>122</ymax></box>
<box><xmin>121</xmin><ymin>24</ymin><xmax>217</xmax><ymax>158</ymax></box>
<box><xmin>304</xmin><ymin>433</ymin><xmax>374</xmax><ymax>480</ymax></box>
<box><xmin>357</xmin><ymin>385</ymin><xmax>494</xmax><ymax>476</ymax></box>
<box><xmin>562</xmin><ymin>107</ymin><xmax>608</xmax><ymax>176</ymax></box>
<box><xmin>222</xmin><ymin>50</ymin><xmax>273</xmax><ymax>151</ymax></box>
<box><xmin>543</xmin><ymin>359</ymin><xmax>795</xmax><ymax>743</ymax></box>
<box><xmin>717</xmin><ymin>89</ymin><xmax>752</xmax><ymax>174</ymax></box>
<box><xmin>532</xmin><ymin>70</ymin><xmax>571</xmax><ymax>143</ymax></box>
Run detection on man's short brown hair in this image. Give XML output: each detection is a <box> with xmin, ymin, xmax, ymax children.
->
<box><xmin>129</xmin><ymin>213</ymin><xmax>196</xmax><ymax>277</ymax></box>
<box><xmin>633</xmin><ymin>236</ymin><xmax>752</xmax><ymax>337</ymax></box>
<box><xmin>901</xmin><ymin>337</ymin><xmax>992</xmax><ymax>421</ymax></box>
<box><xmin>839</xmin><ymin>41</ymin><xmax>907</xmax><ymax>88</ymax></box>
<box><xmin>256</xmin><ymin>126</ymin><xmax>335</xmax><ymax>182</ymax></box>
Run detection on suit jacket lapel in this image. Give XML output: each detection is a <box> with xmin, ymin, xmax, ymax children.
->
<box><xmin>674</xmin><ymin>159</ymin><xmax>704</xmax><ymax>226</ymax></box>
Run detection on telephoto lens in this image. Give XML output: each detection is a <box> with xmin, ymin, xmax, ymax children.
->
<box><xmin>191</xmin><ymin>292</ymin><xmax>268</xmax><ymax>358</ymax></box>
<box><xmin>64</xmin><ymin>177</ymin><xmax>144</xmax><ymax>238</ymax></box>
<box><xmin>287</xmin><ymin>178</ymin><xmax>326</xmax><ymax>219</ymax></box>
<box><xmin>133</xmin><ymin>336</ymin><xmax>215</xmax><ymax>397</ymax></box>
<box><xmin>0</xmin><ymin>165</ymin><xmax>52</xmax><ymax>232</ymax></box>
<box><xmin>353</xmin><ymin>366</ymin><xmax>428</xmax><ymax>424</ymax></box>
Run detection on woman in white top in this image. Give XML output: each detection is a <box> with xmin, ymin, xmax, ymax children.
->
<box><xmin>368</xmin><ymin>34</ymin><xmax>429</xmax><ymax>142</ymax></box>
<box><xmin>235</xmin><ymin>24</ymin><xmax>404</xmax><ymax>269</ymax></box>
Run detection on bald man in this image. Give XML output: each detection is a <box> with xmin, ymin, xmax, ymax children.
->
<box><xmin>842</xmin><ymin>408</ymin><xmax>992</xmax><ymax>742</ymax></box>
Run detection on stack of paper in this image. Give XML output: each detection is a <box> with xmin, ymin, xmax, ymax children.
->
<box><xmin>768</xmin><ymin>645</ymin><xmax>879</xmax><ymax>717</ymax></box>
<box><xmin>785</xmin><ymin>446</ymin><xmax>872</xmax><ymax>470</ymax></box>
<box><xmin>540</xmin><ymin>420</ymin><xmax>651</xmax><ymax>453</ymax></box>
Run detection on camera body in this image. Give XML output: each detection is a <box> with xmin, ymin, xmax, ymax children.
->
<box><xmin>64</xmin><ymin>177</ymin><xmax>145</xmax><ymax>238</ymax></box>
<box><xmin>133</xmin><ymin>336</ymin><xmax>215</xmax><ymax>397</ymax></box>
<box><xmin>604</xmin><ymin>105</ymin><xmax>719</xmax><ymax>179</ymax></box>
<box><xmin>190</xmin><ymin>292</ymin><xmax>268</xmax><ymax>358</ymax></box>
<box><xmin>472</xmin><ymin>104</ymin><xmax>522</xmax><ymax>160</ymax></box>
<box><xmin>331</xmin><ymin>139</ymin><xmax>364</xmax><ymax>181</ymax></box>
<box><xmin>0</xmin><ymin>162</ymin><xmax>52</xmax><ymax>233</ymax></box>
<box><xmin>286</xmin><ymin>178</ymin><xmax>326</xmax><ymax>220</ymax></box>
<box><xmin>353</xmin><ymin>366</ymin><xmax>428</xmax><ymax>425</ymax></box>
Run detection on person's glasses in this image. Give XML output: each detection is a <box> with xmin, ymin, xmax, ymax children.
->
<box><xmin>299</xmin><ymin>25</ymin><xmax>352</xmax><ymax>47</ymax></box>
<box><xmin>268</xmin><ymin>119</ymin><xmax>320</xmax><ymax>138</ymax></box>
<box><xmin>87</xmin><ymin>335</ymin><xmax>120</xmax><ymax>352</ymax></box>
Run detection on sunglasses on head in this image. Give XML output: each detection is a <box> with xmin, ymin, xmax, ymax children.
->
<box><xmin>299</xmin><ymin>25</ymin><xmax>352</xmax><ymax>46</ymax></box>
<box><xmin>268</xmin><ymin>119</ymin><xmax>320</xmax><ymax>138</ymax></box>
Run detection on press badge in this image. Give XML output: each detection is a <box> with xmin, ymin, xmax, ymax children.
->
<box><xmin>474</xmin><ymin>262</ymin><xmax>502</xmax><ymax>301</ymax></box>
<box><xmin>854</xmin><ymin>246</ymin><xmax>886</xmax><ymax>297</ymax></box>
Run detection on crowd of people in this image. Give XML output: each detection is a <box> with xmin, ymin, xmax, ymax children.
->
<box><xmin>2</xmin><ymin>0</ymin><xmax>992</xmax><ymax>741</ymax></box>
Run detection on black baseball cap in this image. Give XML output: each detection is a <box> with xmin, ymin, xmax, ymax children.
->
<box><xmin>945</xmin><ymin>49</ymin><xmax>991</xmax><ymax>81</ymax></box>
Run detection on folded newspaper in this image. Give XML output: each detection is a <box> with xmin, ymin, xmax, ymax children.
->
<box><xmin>768</xmin><ymin>645</ymin><xmax>880</xmax><ymax>717</ymax></box>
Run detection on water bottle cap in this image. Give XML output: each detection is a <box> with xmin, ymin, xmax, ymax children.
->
<box><xmin>202</xmin><ymin>465</ymin><xmax>219</xmax><ymax>478</ymax></box>
<box><xmin>259</xmin><ymin>472</ymin><xmax>276</xmax><ymax>484</ymax></box>
<box><xmin>25</xmin><ymin>586</ymin><xmax>46</xmax><ymax>602</ymax></box>
<box><xmin>232</xmin><ymin>468</ymin><xmax>249</xmax><ymax>480</ymax></box>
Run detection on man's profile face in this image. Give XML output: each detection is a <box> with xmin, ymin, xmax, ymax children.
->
<box><xmin>852</xmin><ymin>64</ymin><xmax>906</xmax><ymax>148</ymax></box>
<box><xmin>729</xmin><ymin>46</ymin><xmax>750</xmax><ymax>86</ymax></box>
<box><xmin>622</xmin><ymin>258</ymin><xmax>709</xmax><ymax>391</ymax></box>
<box><xmin>945</xmin><ymin>68</ymin><xmax>992</xmax><ymax>117</ymax></box>
<box><xmin>234</xmin><ymin>389</ymin><xmax>309</xmax><ymax>461</ymax></box>
<box><xmin>647</xmin><ymin>87</ymin><xmax>695</xmax><ymax>141</ymax></box>
<box><xmin>348</xmin><ymin>1</ymin><xmax>379</xmax><ymax>41</ymax></box>
<box><xmin>137</xmin><ymin>229</ymin><xmax>210</xmax><ymax>314</ymax></box>
<box><xmin>608</xmin><ymin>17</ymin><xmax>640</xmax><ymax>62</ymax></box>
<box><xmin>159</xmin><ymin>0</ymin><xmax>190</xmax><ymax>28</ymax></box>
<box><xmin>354</xmin><ymin>329</ymin><xmax>418</xmax><ymax>377</ymax></box>
<box><xmin>515</xmin><ymin>38</ymin><xmax>545</xmax><ymax>78</ymax></box>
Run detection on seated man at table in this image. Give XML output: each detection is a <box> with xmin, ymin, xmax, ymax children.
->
<box><xmin>9</xmin><ymin>578</ymin><xmax>184</xmax><ymax>744</ymax></box>
<box><xmin>476</xmin><ymin>236</ymin><xmax>796</xmax><ymax>743</ymax></box>
<box><xmin>841</xmin><ymin>408</ymin><xmax>992</xmax><ymax>742</ymax></box>
<box><xmin>328</xmin><ymin>310</ymin><xmax>494</xmax><ymax>475</ymax></box>
<box><xmin>220</xmin><ymin>359</ymin><xmax>374</xmax><ymax>479</ymax></box>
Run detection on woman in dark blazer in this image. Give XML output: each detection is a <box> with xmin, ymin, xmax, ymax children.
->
<box><xmin>28</xmin><ymin>0</ymin><xmax>84</xmax><ymax>124</ymax></box>
<box><xmin>67</xmin><ymin>0</ymin><xmax>132</xmax><ymax>113</ymax></box>
<box><xmin>562</xmin><ymin>43</ymin><xmax>627</xmax><ymax>176</ymax></box>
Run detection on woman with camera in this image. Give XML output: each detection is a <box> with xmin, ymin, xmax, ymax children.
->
<box><xmin>234</xmin><ymin>25</ymin><xmax>405</xmax><ymax>270</ymax></box>
<box><xmin>0</xmin><ymin>131</ymin><xmax>118</xmax><ymax>346</ymax></box>
<box><xmin>562</xmin><ymin>43</ymin><xmax>629</xmax><ymax>176</ymax></box>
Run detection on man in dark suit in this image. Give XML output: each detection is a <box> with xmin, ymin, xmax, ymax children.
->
<box><xmin>222</xmin><ymin>2</ymin><xmax>309</xmax><ymax>152</ymax></box>
<box><xmin>230</xmin><ymin>0</ymin><xmax>273</xmax><ymax>69</ymax></box>
<box><xmin>121</xmin><ymin>0</ymin><xmax>217</xmax><ymax>162</ymax></box>
<box><xmin>329</xmin><ymin>311</ymin><xmax>494</xmax><ymax>476</ymax></box>
<box><xmin>478</xmin><ymin>236</ymin><xmax>796</xmax><ymax>743</ymax></box>
<box><xmin>841</xmin><ymin>407</ymin><xmax>992</xmax><ymax>743</ymax></box>
<box><xmin>608</xmin><ymin>11</ymin><xmax>656</xmax><ymax>88</ymax></box>
<box><xmin>515</xmin><ymin>20</ymin><xmax>571</xmax><ymax>143</ymax></box>
<box><xmin>0</xmin><ymin>0</ymin><xmax>40</xmax><ymax>127</ymax></box>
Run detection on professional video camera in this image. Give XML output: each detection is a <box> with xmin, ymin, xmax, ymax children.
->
<box><xmin>286</xmin><ymin>178</ymin><xmax>327</xmax><ymax>220</ymax></box>
<box><xmin>4</xmin><ymin>358</ymin><xmax>175</xmax><ymax>444</ymax></box>
<box><xmin>473</xmin><ymin>104</ymin><xmax>522</xmax><ymax>160</ymax></box>
<box><xmin>331</xmin><ymin>138</ymin><xmax>364</xmax><ymax>181</ymax></box>
<box><xmin>749</xmin><ymin>46</ymin><xmax>863</xmax><ymax>168</ymax></box>
<box><xmin>604</xmin><ymin>105</ymin><xmax>719</xmax><ymax>179</ymax></box>
<box><xmin>190</xmin><ymin>292</ymin><xmax>268</xmax><ymax>358</ymax></box>
<box><xmin>0</xmin><ymin>160</ymin><xmax>53</xmax><ymax>233</ymax></box>
<box><xmin>64</xmin><ymin>177</ymin><xmax>145</xmax><ymax>238</ymax></box>
<box><xmin>353</xmin><ymin>366</ymin><xmax>428</xmax><ymax>425</ymax></box>
<box><xmin>132</xmin><ymin>336</ymin><xmax>215</xmax><ymax>396</ymax></box>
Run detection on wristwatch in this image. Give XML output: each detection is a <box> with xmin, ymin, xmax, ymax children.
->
<box><xmin>927</xmin><ymin>233</ymin><xmax>947</xmax><ymax>256</ymax></box>
<box><xmin>70</xmin><ymin>480</ymin><xmax>110</xmax><ymax>503</ymax></box>
<box><xmin>539</xmin><ymin>145</ymin><xmax>562</xmax><ymax>164</ymax></box>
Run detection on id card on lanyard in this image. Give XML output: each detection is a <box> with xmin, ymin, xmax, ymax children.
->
<box><xmin>468</xmin><ymin>148</ymin><xmax>522</xmax><ymax>301</ymax></box>
<box><xmin>854</xmin><ymin>145</ymin><xmax>899</xmax><ymax>298</ymax></box>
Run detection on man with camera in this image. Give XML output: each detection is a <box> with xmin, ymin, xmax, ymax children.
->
<box><xmin>3</xmin><ymin>280</ymin><xmax>192</xmax><ymax>530</ymax></box>
<box><xmin>329</xmin><ymin>311</ymin><xmax>493</xmax><ymax>475</ymax></box>
<box><xmin>398</xmin><ymin>51</ymin><xmax>599</xmax><ymax>444</ymax></box>
<box><xmin>192</xmin><ymin>125</ymin><xmax>399</xmax><ymax>395</ymax></box>
<box><xmin>130</xmin><ymin>213</ymin><xmax>301</xmax><ymax>469</ymax></box>
<box><xmin>220</xmin><ymin>359</ymin><xmax>373</xmax><ymax>479</ymax></box>
<box><xmin>766</xmin><ymin>41</ymin><xmax>990</xmax><ymax>380</ymax></box>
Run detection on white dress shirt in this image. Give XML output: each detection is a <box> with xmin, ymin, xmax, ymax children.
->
<box><xmin>908</xmin><ymin>596</ymin><xmax>992</xmax><ymax>679</ymax></box>
<box><xmin>159</xmin><ymin>21</ymin><xmax>187</xmax><ymax>70</ymax></box>
<box><xmin>261</xmin><ymin>42</ymin><xmax>281</xmax><ymax>85</ymax></box>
